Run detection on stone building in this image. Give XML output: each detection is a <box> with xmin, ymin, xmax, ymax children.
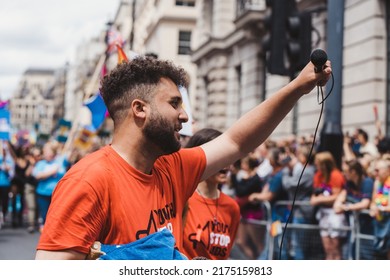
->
<box><xmin>131</xmin><ymin>0</ymin><xmax>199</xmax><ymax>104</ymax></box>
<box><xmin>66</xmin><ymin>0</ymin><xmax>390</xmax><ymax>141</ymax></box>
<box><xmin>191</xmin><ymin>0</ymin><xmax>388</xmax><ymax>140</ymax></box>
<box><xmin>10</xmin><ymin>68</ymin><xmax>66</xmax><ymax>134</ymax></box>
<box><xmin>68</xmin><ymin>0</ymin><xmax>200</xmax><ymax>134</ymax></box>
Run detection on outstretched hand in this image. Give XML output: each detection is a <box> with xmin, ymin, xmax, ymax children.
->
<box><xmin>292</xmin><ymin>60</ymin><xmax>332</xmax><ymax>95</ymax></box>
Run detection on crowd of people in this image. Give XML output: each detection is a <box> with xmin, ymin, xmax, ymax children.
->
<box><xmin>0</xmin><ymin>138</ymin><xmax>100</xmax><ymax>234</ymax></box>
<box><xmin>1</xmin><ymin>55</ymin><xmax>388</xmax><ymax>261</ymax></box>
<box><xmin>2</xmin><ymin>125</ymin><xmax>389</xmax><ymax>260</ymax></box>
<box><xmin>222</xmin><ymin>128</ymin><xmax>390</xmax><ymax>260</ymax></box>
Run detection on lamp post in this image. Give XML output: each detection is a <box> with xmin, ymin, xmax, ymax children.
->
<box><xmin>318</xmin><ymin>0</ymin><xmax>345</xmax><ymax>169</ymax></box>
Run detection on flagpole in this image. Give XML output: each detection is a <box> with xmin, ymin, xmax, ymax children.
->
<box><xmin>63</xmin><ymin>53</ymin><xmax>106</xmax><ymax>155</ymax></box>
<box><xmin>63</xmin><ymin>30</ymin><xmax>113</xmax><ymax>153</ymax></box>
<box><xmin>64</xmin><ymin>27</ymin><xmax>128</xmax><ymax>154</ymax></box>
<box><xmin>84</xmin><ymin>54</ymin><xmax>106</xmax><ymax>100</ymax></box>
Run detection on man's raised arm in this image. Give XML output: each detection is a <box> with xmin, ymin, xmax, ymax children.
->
<box><xmin>200</xmin><ymin>59</ymin><xmax>332</xmax><ymax>181</ymax></box>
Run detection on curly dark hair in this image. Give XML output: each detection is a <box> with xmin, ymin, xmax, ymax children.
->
<box><xmin>100</xmin><ymin>56</ymin><xmax>189</xmax><ymax>124</ymax></box>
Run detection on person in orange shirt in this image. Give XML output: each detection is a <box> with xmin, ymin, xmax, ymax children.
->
<box><xmin>310</xmin><ymin>151</ymin><xmax>347</xmax><ymax>260</ymax></box>
<box><xmin>35</xmin><ymin>55</ymin><xmax>331</xmax><ymax>259</ymax></box>
<box><xmin>182</xmin><ymin>128</ymin><xmax>240</xmax><ymax>260</ymax></box>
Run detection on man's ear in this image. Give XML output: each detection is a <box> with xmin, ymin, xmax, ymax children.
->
<box><xmin>131</xmin><ymin>99</ymin><xmax>147</xmax><ymax>119</ymax></box>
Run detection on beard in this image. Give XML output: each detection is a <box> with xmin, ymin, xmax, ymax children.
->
<box><xmin>143</xmin><ymin>110</ymin><xmax>181</xmax><ymax>155</ymax></box>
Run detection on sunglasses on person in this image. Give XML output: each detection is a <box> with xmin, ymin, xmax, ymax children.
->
<box><xmin>219</xmin><ymin>169</ymin><xmax>229</xmax><ymax>174</ymax></box>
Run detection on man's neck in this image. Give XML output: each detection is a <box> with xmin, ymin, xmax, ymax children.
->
<box><xmin>111</xmin><ymin>139</ymin><xmax>159</xmax><ymax>175</ymax></box>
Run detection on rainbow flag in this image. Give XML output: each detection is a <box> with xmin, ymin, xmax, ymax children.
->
<box><xmin>116</xmin><ymin>44</ymin><xmax>128</xmax><ymax>64</ymax></box>
<box><xmin>270</xmin><ymin>220</ymin><xmax>282</xmax><ymax>237</ymax></box>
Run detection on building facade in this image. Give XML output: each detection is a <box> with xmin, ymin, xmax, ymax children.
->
<box><xmin>131</xmin><ymin>0</ymin><xmax>199</xmax><ymax>107</ymax></box>
<box><xmin>67</xmin><ymin>0</ymin><xmax>200</xmax><ymax>133</ymax></box>
<box><xmin>25</xmin><ymin>0</ymin><xmax>388</xmax><ymax>143</ymax></box>
<box><xmin>191</xmin><ymin>0</ymin><xmax>388</xmax><ymax>140</ymax></box>
<box><xmin>10</xmin><ymin>68</ymin><xmax>66</xmax><ymax>134</ymax></box>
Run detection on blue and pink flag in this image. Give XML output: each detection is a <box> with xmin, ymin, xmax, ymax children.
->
<box><xmin>0</xmin><ymin>100</ymin><xmax>9</xmax><ymax>110</ymax></box>
<box><xmin>0</xmin><ymin>108</ymin><xmax>10</xmax><ymax>140</ymax></box>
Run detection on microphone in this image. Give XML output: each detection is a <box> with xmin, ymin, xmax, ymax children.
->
<box><xmin>310</xmin><ymin>49</ymin><xmax>328</xmax><ymax>73</ymax></box>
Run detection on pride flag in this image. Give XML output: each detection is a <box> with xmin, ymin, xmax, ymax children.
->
<box><xmin>270</xmin><ymin>220</ymin><xmax>282</xmax><ymax>237</ymax></box>
<box><xmin>0</xmin><ymin>101</ymin><xmax>9</xmax><ymax>109</ymax></box>
<box><xmin>116</xmin><ymin>44</ymin><xmax>128</xmax><ymax>64</ymax></box>
<box><xmin>0</xmin><ymin>108</ymin><xmax>10</xmax><ymax>140</ymax></box>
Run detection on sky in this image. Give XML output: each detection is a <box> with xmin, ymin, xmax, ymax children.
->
<box><xmin>0</xmin><ymin>0</ymin><xmax>120</xmax><ymax>100</ymax></box>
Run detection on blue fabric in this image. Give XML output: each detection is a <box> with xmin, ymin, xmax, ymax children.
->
<box><xmin>0</xmin><ymin>109</ymin><xmax>11</xmax><ymax>140</ymax></box>
<box><xmin>290</xmin><ymin>216</ymin><xmax>315</xmax><ymax>260</ymax></box>
<box><xmin>33</xmin><ymin>155</ymin><xmax>68</xmax><ymax>196</ymax></box>
<box><xmin>373</xmin><ymin>213</ymin><xmax>390</xmax><ymax>255</ymax></box>
<box><xmin>98</xmin><ymin>229</ymin><xmax>188</xmax><ymax>260</ymax></box>
<box><xmin>37</xmin><ymin>194</ymin><xmax>52</xmax><ymax>223</ymax></box>
<box><xmin>346</xmin><ymin>177</ymin><xmax>374</xmax><ymax>203</ymax></box>
<box><xmin>84</xmin><ymin>93</ymin><xmax>107</xmax><ymax>130</ymax></box>
<box><xmin>269</xmin><ymin>171</ymin><xmax>289</xmax><ymax>222</ymax></box>
<box><xmin>0</xmin><ymin>169</ymin><xmax>10</xmax><ymax>187</ymax></box>
<box><xmin>0</xmin><ymin>155</ymin><xmax>13</xmax><ymax>187</ymax></box>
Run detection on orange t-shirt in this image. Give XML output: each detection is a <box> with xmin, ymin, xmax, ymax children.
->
<box><xmin>37</xmin><ymin>145</ymin><xmax>206</xmax><ymax>254</ymax></box>
<box><xmin>313</xmin><ymin>169</ymin><xmax>345</xmax><ymax>194</ymax></box>
<box><xmin>182</xmin><ymin>191</ymin><xmax>240</xmax><ymax>260</ymax></box>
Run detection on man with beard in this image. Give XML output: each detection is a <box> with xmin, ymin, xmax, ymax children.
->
<box><xmin>35</xmin><ymin>56</ymin><xmax>331</xmax><ymax>260</ymax></box>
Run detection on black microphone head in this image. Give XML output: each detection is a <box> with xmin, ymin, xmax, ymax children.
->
<box><xmin>310</xmin><ymin>49</ymin><xmax>328</xmax><ymax>73</ymax></box>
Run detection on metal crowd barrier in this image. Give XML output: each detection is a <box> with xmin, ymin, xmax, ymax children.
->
<box><xmin>242</xmin><ymin>200</ymin><xmax>376</xmax><ymax>260</ymax></box>
<box><xmin>351</xmin><ymin>209</ymin><xmax>375</xmax><ymax>260</ymax></box>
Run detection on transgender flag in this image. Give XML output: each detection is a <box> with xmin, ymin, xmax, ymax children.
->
<box><xmin>0</xmin><ymin>107</ymin><xmax>10</xmax><ymax>140</ymax></box>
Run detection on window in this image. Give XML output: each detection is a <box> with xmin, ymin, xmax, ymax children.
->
<box><xmin>178</xmin><ymin>31</ymin><xmax>192</xmax><ymax>55</ymax></box>
<box><xmin>175</xmin><ymin>0</ymin><xmax>195</xmax><ymax>7</ymax></box>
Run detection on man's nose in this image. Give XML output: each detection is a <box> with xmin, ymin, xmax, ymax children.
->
<box><xmin>179</xmin><ymin>106</ymin><xmax>189</xmax><ymax>123</ymax></box>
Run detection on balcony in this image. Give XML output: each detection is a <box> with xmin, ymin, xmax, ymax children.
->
<box><xmin>236</xmin><ymin>0</ymin><xmax>266</xmax><ymax>18</ymax></box>
<box><xmin>235</xmin><ymin>0</ymin><xmax>266</xmax><ymax>31</ymax></box>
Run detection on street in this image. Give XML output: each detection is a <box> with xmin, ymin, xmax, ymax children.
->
<box><xmin>0</xmin><ymin>224</ymin><xmax>247</xmax><ymax>260</ymax></box>
<box><xmin>0</xmin><ymin>226</ymin><xmax>40</xmax><ymax>260</ymax></box>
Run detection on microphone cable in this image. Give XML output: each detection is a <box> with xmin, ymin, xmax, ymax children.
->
<box><xmin>278</xmin><ymin>71</ymin><xmax>334</xmax><ymax>260</ymax></box>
